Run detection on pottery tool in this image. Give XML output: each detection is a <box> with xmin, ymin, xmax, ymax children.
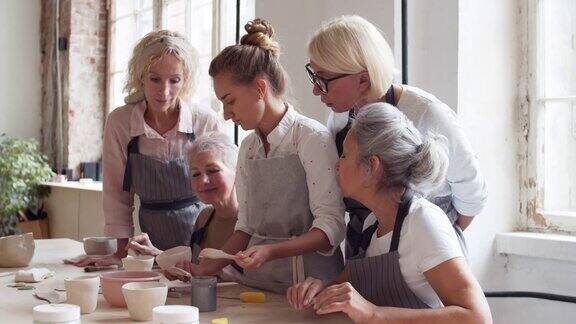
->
<box><xmin>84</xmin><ymin>265</ymin><xmax>119</xmax><ymax>272</ymax></box>
<box><xmin>34</xmin><ymin>290</ymin><xmax>65</xmax><ymax>304</ymax></box>
<box><xmin>199</xmin><ymin>248</ymin><xmax>253</xmax><ymax>263</ymax></box>
<box><xmin>212</xmin><ymin>318</ymin><xmax>229</xmax><ymax>324</ymax></box>
<box><xmin>218</xmin><ymin>291</ymin><xmax>266</xmax><ymax>303</ymax></box>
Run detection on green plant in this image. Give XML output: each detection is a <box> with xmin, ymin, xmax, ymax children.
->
<box><xmin>0</xmin><ymin>134</ymin><xmax>54</xmax><ymax>237</ymax></box>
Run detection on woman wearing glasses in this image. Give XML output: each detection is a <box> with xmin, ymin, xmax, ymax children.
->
<box><xmin>305</xmin><ymin>15</ymin><xmax>487</xmax><ymax>259</ymax></box>
<box><xmin>172</xmin><ymin>18</ymin><xmax>346</xmax><ymax>293</ymax></box>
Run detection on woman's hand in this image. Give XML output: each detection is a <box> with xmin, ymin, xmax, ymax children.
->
<box><xmin>235</xmin><ymin>244</ymin><xmax>275</xmax><ymax>270</ymax></box>
<box><xmin>287</xmin><ymin>277</ymin><xmax>325</xmax><ymax>310</ymax></box>
<box><xmin>313</xmin><ymin>282</ymin><xmax>375</xmax><ymax>323</ymax></box>
<box><xmin>72</xmin><ymin>254</ymin><xmax>122</xmax><ymax>267</ymax></box>
<box><xmin>126</xmin><ymin>233</ymin><xmax>162</xmax><ymax>256</ymax></box>
<box><xmin>164</xmin><ymin>260</ymin><xmax>207</xmax><ymax>282</ymax></box>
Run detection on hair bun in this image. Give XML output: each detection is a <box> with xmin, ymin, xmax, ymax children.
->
<box><xmin>240</xmin><ymin>18</ymin><xmax>280</xmax><ymax>57</ymax></box>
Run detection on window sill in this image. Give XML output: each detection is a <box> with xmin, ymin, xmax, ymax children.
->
<box><xmin>496</xmin><ymin>232</ymin><xmax>576</xmax><ymax>263</ymax></box>
<box><xmin>41</xmin><ymin>181</ymin><xmax>103</xmax><ymax>192</ymax></box>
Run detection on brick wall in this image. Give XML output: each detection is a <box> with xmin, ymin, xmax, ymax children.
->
<box><xmin>41</xmin><ymin>0</ymin><xmax>107</xmax><ymax>177</ymax></box>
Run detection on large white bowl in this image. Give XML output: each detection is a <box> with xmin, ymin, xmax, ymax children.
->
<box><xmin>155</xmin><ymin>246</ymin><xmax>191</xmax><ymax>270</ymax></box>
<box><xmin>0</xmin><ymin>232</ymin><xmax>35</xmax><ymax>267</ymax></box>
<box><xmin>122</xmin><ymin>282</ymin><xmax>168</xmax><ymax>321</ymax></box>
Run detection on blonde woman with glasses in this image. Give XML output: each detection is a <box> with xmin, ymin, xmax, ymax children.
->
<box><xmin>305</xmin><ymin>15</ymin><xmax>487</xmax><ymax>260</ymax></box>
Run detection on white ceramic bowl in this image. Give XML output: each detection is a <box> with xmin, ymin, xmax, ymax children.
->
<box><xmin>83</xmin><ymin>237</ymin><xmax>117</xmax><ymax>255</ymax></box>
<box><xmin>155</xmin><ymin>246</ymin><xmax>191</xmax><ymax>270</ymax></box>
<box><xmin>122</xmin><ymin>282</ymin><xmax>168</xmax><ymax>321</ymax></box>
<box><xmin>122</xmin><ymin>255</ymin><xmax>155</xmax><ymax>271</ymax></box>
<box><xmin>0</xmin><ymin>232</ymin><xmax>35</xmax><ymax>267</ymax></box>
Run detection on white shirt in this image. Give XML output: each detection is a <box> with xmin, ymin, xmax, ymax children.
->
<box><xmin>102</xmin><ymin>100</ymin><xmax>221</xmax><ymax>238</ymax></box>
<box><xmin>363</xmin><ymin>196</ymin><xmax>464</xmax><ymax>308</ymax></box>
<box><xmin>234</xmin><ymin>104</ymin><xmax>346</xmax><ymax>254</ymax></box>
<box><xmin>327</xmin><ymin>85</ymin><xmax>488</xmax><ymax>216</ymax></box>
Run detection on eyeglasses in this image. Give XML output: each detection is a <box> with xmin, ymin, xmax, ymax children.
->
<box><xmin>305</xmin><ymin>63</ymin><xmax>353</xmax><ymax>94</ymax></box>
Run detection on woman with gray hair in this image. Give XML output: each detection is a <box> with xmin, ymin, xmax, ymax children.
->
<box><xmin>287</xmin><ymin>103</ymin><xmax>491</xmax><ymax>323</ymax></box>
<box><xmin>127</xmin><ymin>132</ymin><xmax>239</xmax><ymax>268</ymax></box>
<box><xmin>74</xmin><ymin>30</ymin><xmax>221</xmax><ymax>267</ymax></box>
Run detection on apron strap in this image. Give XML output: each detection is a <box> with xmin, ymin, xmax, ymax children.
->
<box><xmin>356</xmin><ymin>188</ymin><xmax>414</xmax><ymax>254</ymax></box>
<box><xmin>335</xmin><ymin>110</ymin><xmax>355</xmax><ymax>156</ymax></box>
<box><xmin>122</xmin><ymin>136</ymin><xmax>140</xmax><ymax>192</ymax></box>
<box><xmin>384</xmin><ymin>85</ymin><xmax>396</xmax><ymax>106</ymax></box>
<box><xmin>190</xmin><ymin>208</ymin><xmax>216</xmax><ymax>247</ymax></box>
<box><xmin>390</xmin><ymin>188</ymin><xmax>414</xmax><ymax>252</ymax></box>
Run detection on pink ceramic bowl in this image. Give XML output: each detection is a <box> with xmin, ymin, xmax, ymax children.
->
<box><xmin>100</xmin><ymin>271</ymin><xmax>163</xmax><ymax>307</ymax></box>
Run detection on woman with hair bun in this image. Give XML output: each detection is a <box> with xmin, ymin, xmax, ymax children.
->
<box><xmin>306</xmin><ymin>15</ymin><xmax>487</xmax><ymax>259</ymax></box>
<box><xmin>287</xmin><ymin>103</ymin><xmax>492</xmax><ymax>324</ymax></box>
<box><xmin>74</xmin><ymin>30</ymin><xmax>221</xmax><ymax>267</ymax></box>
<box><xmin>172</xmin><ymin>19</ymin><xmax>346</xmax><ymax>293</ymax></box>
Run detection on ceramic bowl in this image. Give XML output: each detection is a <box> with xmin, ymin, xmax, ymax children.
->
<box><xmin>155</xmin><ymin>246</ymin><xmax>191</xmax><ymax>270</ymax></box>
<box><xmin>0</xmin><ymin>232</ymin><xmax>35</xmax><ymax>267</ymax></box>
<box><xmin>122</xmin><ymin>255</ymin><xmax>155</xmax><ymax>271</ymax></box>
<box><xmin>100</xmin><ymin>271</ymin><xmax>163</xmax><ymax>307</ymax></box>
<box><xmin>83</xmin><ymin>237</ymin><xmax>117</xmax><ymax>255</ymax></box>
<box><xmin>122</xmin><ymin>282</ymin><xmax>168</xmax><ymax>321</ymax></box>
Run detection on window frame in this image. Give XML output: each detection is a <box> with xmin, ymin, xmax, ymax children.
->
<box><xmin>522</xmin><ymin>0</ymin><xmax>576</xmax><ymax>233</ymax></box>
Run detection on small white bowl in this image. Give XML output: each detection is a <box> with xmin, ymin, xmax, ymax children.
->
<box><xmin>83</xmin><ymin>237</ymin><xmax>117</xmax><ymax>255</ymax></box>
<box><xmin>155</xmin><ymin>246</ymin><xmax>191</xmax><ymax>270</ymax></box>
<box><xmin>0</xmin><ymin>232</ymin><xmax>35</xmax><ymax>267</ymax></box>
<box><xmin>122</xmin><ymin>255</ymin><xmax>155</xmax><ymax>271</ymax></box>
<box><xmin>122</xmin><ymin>282</ymin><xmax>168</xmax><ymax>321</ymax></box>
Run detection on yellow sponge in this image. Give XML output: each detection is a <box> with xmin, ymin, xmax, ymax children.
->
<box><xmin>239</xmin><ymin>291</ymin><xmax>266</xmax><ymax>303</ymax></box>
<box><xmin>212</xmin><ymin>318</ymin><xmax>228</xmax><ymax>324</ymax></box>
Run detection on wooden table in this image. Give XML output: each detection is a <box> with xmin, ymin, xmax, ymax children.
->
<box><xmin>0</xmin><ymin>239</ymin><xmax>350</xmax><ymax>323</ymax></box>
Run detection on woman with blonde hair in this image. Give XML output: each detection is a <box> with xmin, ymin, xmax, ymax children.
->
<box><xmin>173</xmin><ymin>19</ymin><xmax>346</xmax><ymax>293</ymax></box>
<box><xmin>75</xmin><ymin>30</ymin><xmax>221</xmax><ymax>267</ymax></box>
<box><xmin>305</xmin><ymin>15</ymin><xmax>487</xmax><ymax>259</ymax></box>
<box><xmin>287</xmin><ymin>103</ymin><xmax>492</xmax><ymax>323</ymax></box>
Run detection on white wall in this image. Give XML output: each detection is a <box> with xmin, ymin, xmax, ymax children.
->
<box><xmin>460</xmin><ymin>1</ymin><xmax>576</xmax><ymax>322</ymax></box>
<box><xmin>255</xmin><ymin>0</ymin><xmax>398</xmax><ymax>123</ymax></box>
<box><xmin>407</xmin><ymin>0</ymin><xmax>459</xmax><ymax>110</ymax></box>
<box><xmin>0</xmin><ymin>0</ymin><xmax>42</xmax><ymax>140</ymax></box>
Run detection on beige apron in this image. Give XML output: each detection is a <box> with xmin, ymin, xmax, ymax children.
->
<box><xmin>239</xmin><ymin>152</ymin><xmax>344</xmax><ymax>293</ymax></box>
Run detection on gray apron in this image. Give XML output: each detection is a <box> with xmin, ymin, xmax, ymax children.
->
<box><xmin>239</xmin><ymin>152</ymin><xmax>344</xmax><ymax>294</ymax></box>
<box><xmin>347</xmin><ymin>189</ymin><xmax>430</xmax><ymax>308</ymax></box>
<box><xmin>122</xmin><ymin>133</ymin><xmax>202</xmax><ymax>251</ymax></box>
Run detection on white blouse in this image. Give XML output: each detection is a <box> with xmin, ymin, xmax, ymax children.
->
<box><xmin>234</xmin><ymin>104</ymin><xmax>346</xmax><ymax>253</ymax></box>
<box><xmin>328</xmin><ymin>85</ymin><xmax>488</xmax><ymax>217</ymax></box>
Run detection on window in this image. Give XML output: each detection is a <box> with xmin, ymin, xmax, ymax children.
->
<box><xmin>108</xmin><ymin>0</ymin><xmax>254</xmax><ymax>144</ymax></box>
<box><xmin>524</xmin><ymin>0</ymin><xmax>576</xmax><ymax>232</ymax></box>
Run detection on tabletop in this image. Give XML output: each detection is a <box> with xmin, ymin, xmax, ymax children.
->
<box><xmin>0</xmin><ymin>238</ymin><xmax>350</xmax><ymax>323</ymax></box>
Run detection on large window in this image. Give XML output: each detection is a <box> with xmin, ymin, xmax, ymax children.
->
<box><xmin>108</xmin><ymin>0</ymin><xmax>254</xmax><ymax>143</ymax></box>
<box><xmin>525</xmin><ymin>0</ymin><xmax>576</xmax><ymax>232</ymax></box>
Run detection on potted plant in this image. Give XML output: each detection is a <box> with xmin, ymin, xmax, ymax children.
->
<box><xmin>0</xmin><ymin>134</ymin><xmax>54</xmax><ymax>237</ymax></box>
